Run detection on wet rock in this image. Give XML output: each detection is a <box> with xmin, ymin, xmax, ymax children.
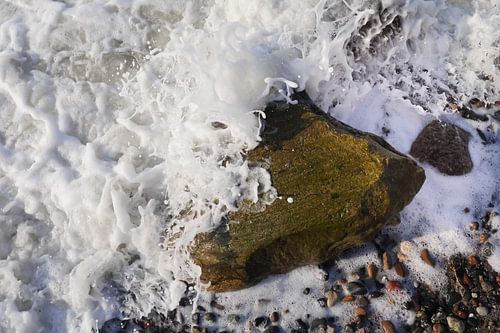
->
<box><xmin>381</xmin><ymin>320</ymin><xmax>396</xmax><ymax>333</ymax></box>
<box><xmin>476</xmin><ymin>306</ymin><xmax>489</xmax><ymax>317</ymax></box>
<box><xmin>394</xmin><ymin>260</ymin><xmax>407</xmax><ymax>277</ymax></box>
<box><xmin>254</xmin><ymin>316</ymin><xmax>270</xmax><ymax>329</ymax></box>
<box><xmin>410</xmin><ymin>120</ymin><xmax>472</xmax><ymax>175</ymax></box>
<box><xmin>203</xmin><ymin>312</ymin><xmax>216</xmax><ymax>324</ymax></box>
<box><xmin>270</xmin><ymin>311</ymin><xmax>280</xmax><ymax>323</ymax></box>
<box><xmin>295</xmin><ymin>319</ymin><xmax>309</xmax><ymax>331</ymax></box>
<box><xmin>420</xmin><ymin>249</ymin><xmax>435</xmax><ymax>267</ymax></box>
<box><xmin>263</xmin><ymin>326</ymin><xmax>280</xmax><ymax>333</ymax></box>
<box><xmin>386</xmin><ymin>280</ymin><xmax>403</xmax><ymax>292</ymax></box>
<box><xmin>347</xmin><ymin>281</ymin><xmax>368</xmax><ymax>296</ymax></box>
<box><xmin>190</xmin><ymin>96</ymin><xmax>425</xmax><ymax>291</ymax></box>
<box><xmin>383</xmin><ymin>251</ymin><xmax>392</xmax><ymax>270</ymax></box>
<box><xmin>367</xmin><ymin>263</ymin><xmax>378</xmax><ymax>279</ymax></box>
<box><xmin>227</xmin><ymin>314</ymin><xmax>240</xmax><ymax>325</ymax></box>
<box><xmin>325</xmin><ymin>290</ymin><xmax>338</xmax><ymax>307</ymax></box>
<box><xmin>446</xmin><ymin>316</ymin><xmax>465</xmax><ymax>333</ymax></box>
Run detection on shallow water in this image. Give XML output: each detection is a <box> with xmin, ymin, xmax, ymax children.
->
<box><xmin>0</xmin><ymin>0</ymin><xmax>499</xmax><ymax>332</ymax></box>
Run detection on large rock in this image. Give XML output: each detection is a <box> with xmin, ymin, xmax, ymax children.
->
<box><xmin>190</xmin><ymin>97</ymin><xmax>425</xmax><ymax>292</ymax></box>
<box><xmin>410</xmin><ymin>120</ymin><xmax>472</xmax><ymax>175</ymax></box>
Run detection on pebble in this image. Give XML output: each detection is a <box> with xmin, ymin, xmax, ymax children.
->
<box><xmin>317</xmin><ymin>270</ymin><xmax>329</xmax><ymax>281</ymax></box>
<box><xmin>210</xmin><ymin>300</ymin><xmax>225</xmax><ymax>311</ymax></box>
<box><xmin>303</xmin><ymin>288</ymin><xmax>311</xmax><ymax>295</ymax></box>
<box><xmin>386</xmin><ymin>280</ymin><xmax>402</xmax><ymax>292</ymax></box>
<box><xmin>325</xmin><ymin>290</ymin><xmax>338</xmax><ymax>307</ymax></box>
<box><xmin>400</xmin><ymin>241</ymin><xmax>414</xmax><ymax>255</ymax></box>
<box><xmin>254</xmin><ymin>316</ymin><xmax>270</xmax><ymax>329</ymax></box>
<box><xmin>204</xmin><ymin>312</ymin><xmax>216</xmax><ymax>324</ymax></box>
<box><xmin>467</xmin><ymin>255</ymin><xmax>479</xmax><ymax>266</ymax></box>
<box><xmin>317</xmin><ymin>298</ymin><xmax>327</xmax><ymax>308</ymax></box>
<box><xmin>342</xmin><ymin>295</ymin><xmax>355</xmax><ymax>302</ymax></box>
<box><xmin>383</xmin><ymin>251</ymin><xmax>392</xmax><ymax>270</ymax></box>
<box><xmin>355</xmin><ymin>307</ymin><xmax>367</xmax><ymax>317</ymax></box>
<box><xmin>347</xmin><ymin>281</ymin><xmax>367</xmax><ymax>295</ymax></box>
<box><xmin>358</xmin><ymin>296</ymin><xmax>369</xmax><ymax>307</ymax></box>
<box><xmin>367</xmin><ymin>263</ymin><xmax>378</xmax><ymax>279</ymax></box>
<box><xmin>263</xmin><ymin>326</ymin><xmax>280</xmax><ymax>333</ymax></box>
<box><xmin>469</xmin><ymin>222</ymin><xmax>479</xmax><ymax>231</ymax></box>
<box><xmin>191</xmin><ymin>313</ymin><xmax>201</xmax><ymax>325</ymax></box>
<box><xmin>475</xmin><ymin>305</ymin><xmax>489</xmax><ymax>316</ymax></box>
<box><xmin>479</xmin><ymin>232</ymin><xmax>490</xmax><ymax>243</ymax></box>
<box><xmin>432</xmin><ymin>323</ymin><xmax>445</xmax><ymax>333</ymax></box>
<box><xmin>446</xmin><ymin>316</ymin><xmax>465</xmax><ymax>333</ymax></box>
<box><xmin>295</xmin><ymin>319</ymin><xmax>309</xmax><ymax>330</ymax></box>
<box><xmin>270</xmin><ymin>311</ymin><xmax>280</xmax><ymax>323</ymax></box>
<box><xmin>227</xmin><ymin>314</ymin><xmax>240</xmax><ymax>325</ymax></box>
<box><xmin>394</xmin><ymin>260</ymin><xmax>406</xmax><ymax>277</ymax></box>
<box><xmin>369</xmin><ymin>290</ymin><xmax>384</xmax><ymax>298</ymax></box>
<box><xmin>381</xmin><ymin>320</ymin><xmax>396</xmax><ymax>333</ymax></box>
<box><xmin>420</xmin><ymin>249</ymin><xmax>435</xmax><ymax>267</ymax></box>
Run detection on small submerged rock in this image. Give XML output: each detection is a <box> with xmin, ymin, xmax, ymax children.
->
<box><xmin>410</xmin><ymin>120</ymin><xmax>472</xmax><ymax>175</ymax></box>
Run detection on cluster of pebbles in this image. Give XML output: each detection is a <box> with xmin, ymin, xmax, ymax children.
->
<box><xmin>100</xmin><ymin>210</ymin><xmax>498</xmax><ymax>333</ymax></box>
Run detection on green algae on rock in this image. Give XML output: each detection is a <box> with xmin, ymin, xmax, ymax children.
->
<box><xmin>190</xmin><ymin>97</ymin><xmax>425</xmax><ymax>292</ymax></box>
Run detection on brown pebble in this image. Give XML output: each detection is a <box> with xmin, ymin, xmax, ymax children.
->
<box><xmin>386</xmin><ymin>280</ymin><xmax>403</xmax><ymax>292</ymax></box>
<box><xmin>433</xmin><ymin>323</ymin><xmax>445</xmax><ymax>333</ymax></box>
<box><xmin>394</xmin><ymin>260</ymin><xmax>406</xmax><ymax>277</ymax></box>
<box><xmin>325</xmin><ymin>290</ymin><xmax>338</xmax><ymax>307</ymax></box>
<box><xmin>469</xmin><ymin>222</ymin><xmax>479</xmax><ymax>231</ymax></box>
<box><xmin>342</xmin><ymin>295</ymin><xmax>355</xmax><ymax>302</ymax></box>
<box><xmin>479</xmin><ymin>233</ymin><xmax>490</xmax><ymax>243</ymax></box>
<box><xmin>210</xmin><ymin>300</ymin><xmax>225</xmax><ymax>311</ymax></box>
<box><xmin>367</xmin><ymin>263</ymin><xmax>378</xmax><ymax>279</ymax></box>
<box><xmin>463</xmin><ymin>207</ymin><xmax>470</xmax><ymax>213</ymax></box>
<box><xmin>358</xmin><ymin>296</ymin><xmax>369</xmax><ymax>307</ymax></box>
<box><xmin>420</xmin><ymin>249</ymin><xmax>435</xmax><ymax>267</ymax></box>
<box><xmin>381</xmin><ymin>320</ymin><xmax>396</xmax><ymax>333</ymax></box>
<box><xmin>355</xmin><ymin>307</ymin><xmax>367</xmax><ymax>317</ymax></box>
<box><xmin>457</xmin><ymin>310</ymin><xmax>468</xmax><ymax>319</ymax></box>
<box><xmin>383</xmin><ymin>251</ymin><xmax>392</xmax><ymax>270</ymax></box>
<box><xmin>463</xmin><ymin>274</ymin><xmax>473</xmax><ymax>288</ymax></box>
<box><xmin>270</xmin><ymin>311</ymin><xmax>279</xmax><ymax>323</ymax></box>
<box><xmin>467</xmin><ymin>255</ymin><xmax>480</xmax><ymax>266</ymax></box>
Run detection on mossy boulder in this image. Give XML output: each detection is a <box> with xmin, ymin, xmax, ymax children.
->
<box><xmin>190</xmin><ymin>97</ymin><xmax>425</xmax><ymax>292</ymax></box>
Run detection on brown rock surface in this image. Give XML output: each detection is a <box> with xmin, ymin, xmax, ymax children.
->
<box><xmin>190</xmin><ymin>97</ymin><xmax>425</xmax><ymax>292</ymax></box>
<box><xmin>410</xmin><ymin>120</ymin><xmax>472</xmax><ymax>175</ymax></box>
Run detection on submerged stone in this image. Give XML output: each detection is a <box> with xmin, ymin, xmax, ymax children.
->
<box><xmin>190</xmin><ymin>96</ymin><xmax>425</xmax><ymax>292</ymax></box>
<box><xmin>410</xmin><ymin>120</ymin><xmax>472</xmax><ymax>175</ymax></box>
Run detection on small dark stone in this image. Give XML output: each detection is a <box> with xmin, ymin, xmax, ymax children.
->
<box><xmin>317</xmin><ymin>298</ymin><xmax>327</xmax><ymax>308</ymax></box>
<box><xmin>347</xmin><ymin>281</ymin><xmax>368</xmax><ymax>295</ymax></box>
<box><xmin>295</xmin><ymin>319</ymin><xmax>309</xmax><ymax>330</ymax></box>
<box><xmin>178</xmin><ymin>297</ymin><xmax>191</xmax><ymax>306</ymax></box>
<box><xmin>263</xmin><ymin>326</ymin><xmax>280</xmax><ymax>333</ymax></box>
<box><xmin>303</xmin><ymin>288</ymin><xmax>311</xmax><ymax>295</ymax></box>
<box><xmin>467</xmin><ymin>317</ymin><xmax>479</xmax><ymax>327</ymax></box>
<box><xmin>210</xmin><ymin>300</ymin><xmax>225</xmax><ymax>310</ymax></box>
<box><xmin>191</xmin><ymin>313</ymin><xmax>201</xmax><ymax>325</ymax></box>
<box><xmin>204</xmin><ymin>312</ymin><xmax>216</xmax><ymax>324</ymax></box>
<box><xmin>461</xmin><ymin>107</ymin><xmax>488</xmax><ymax>121</ymax></box>
<box><xmin>227</xmin><ymin>314</ymin><xmax>240</xmax><ymax>324</ymax></box>
<box><xmin>254</xmin><ymin>316</ymin><xmax>271</xmax><ymax>329</ymax></box>
<box><xmin>197</xmin><ymin>305</ymin><xmax>206</xmax><ymax>312</ymax></box>
<box><xmin>310</xmin><ymin>318</ymin><xmax>327</xmax><ymax>332</ymax></box>
<box><xmin>369</xmin><ymin>290</ymin><xmax>384</xmax><ymax>298</ymax></box>
<box><xmin>270</xmin><ymin>311</ymin><xmax>280</xmax><ymax>323</ymax></box>
<box><xmin>410</xmin><ymin>120</ymin><xmax>472</xmax><ymax>175</ymax></box>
